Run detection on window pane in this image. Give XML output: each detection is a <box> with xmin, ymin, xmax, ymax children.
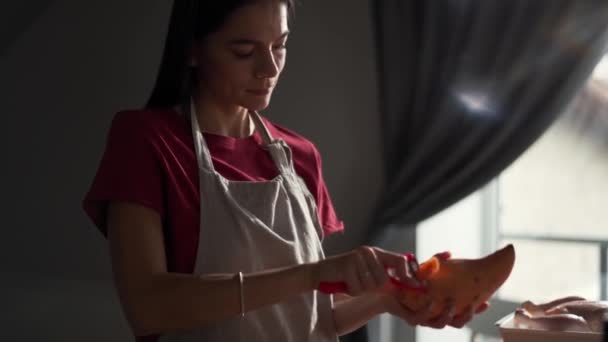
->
<box><xmin>498</xmin><ymin>239</ymin><xmax>600</xmax><ymax>302</ymax></box>
<box><xmin>499</xmin><ymin>114</ymin><xmax>608</xmax><ymax>240</ymax></box>
<box><xmin>417</xmin><ymin>191</ymin><xmax>483</xmax><ymax>260</ymax></box>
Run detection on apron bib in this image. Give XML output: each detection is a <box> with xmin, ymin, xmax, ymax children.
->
<box><xmin>158</xmin><ymin>102</ymin><xmax>338</xmax><ymax>342</ymax></box>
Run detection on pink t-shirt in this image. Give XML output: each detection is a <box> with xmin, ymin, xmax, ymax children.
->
<box><xmin>83</xmin><ymin>107</ymin><xmax>344</xmax><ymax>273</ymax></box>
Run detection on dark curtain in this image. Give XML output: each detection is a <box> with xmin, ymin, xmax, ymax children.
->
<box><xmin>370</xmin><ymin>0</ymin><xmax>608</xmax><ymax>233</ymax></box>
<box><xmin>0</xmin><ymin>1</ymin><xmax>54</xmax><ymax>57</ymax></box>
<box><xmin>342</xmin><ymin>1</ymin><xmax>608</xmax><ymax>342</ymax></box>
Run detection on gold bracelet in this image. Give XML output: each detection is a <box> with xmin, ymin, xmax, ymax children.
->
<box><xmin>237</xmin><ymin>271</ymin><xmax>245</xmax><ymax>317</ymax></box>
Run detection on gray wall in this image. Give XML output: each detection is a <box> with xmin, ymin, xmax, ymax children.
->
<box><xmin>0</xmin><ymin>0</ymin><xmax>383</xmax><ymax>340</ymax></box>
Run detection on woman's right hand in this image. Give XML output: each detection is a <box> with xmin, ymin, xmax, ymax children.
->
<box><xmin>311</xmin><ymin>246</ymin><xmax>425</xmax><ymax>296</ymax></box>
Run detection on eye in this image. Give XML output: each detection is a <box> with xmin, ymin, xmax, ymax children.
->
<box><xmin>232</xmin><ymin>49</ymin><xmax>254</xmax><ymax>59</ymax></box>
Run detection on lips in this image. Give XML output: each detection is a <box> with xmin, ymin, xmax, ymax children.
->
<box><xmin>247</xmin><ymin>88</ymin><xmax>271</xmax><ymax>96</ymax></box>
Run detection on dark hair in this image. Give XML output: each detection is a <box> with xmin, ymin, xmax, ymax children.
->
<box><xmin>146</xmin><ymin>0</ymin><xmax>295</xmax><ymax>109</ymax></box>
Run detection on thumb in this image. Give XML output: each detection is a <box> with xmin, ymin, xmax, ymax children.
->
<box><xmin>475</xmin><ymin>301</ymin><xmax>490</xmax><ymax>314</ymax></box>
<box><xmin>433</xmin><ymin>251</ymin><xmax>451</xmax><ymax>260</ymax></box>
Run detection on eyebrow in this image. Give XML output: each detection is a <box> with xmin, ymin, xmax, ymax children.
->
<box><xmin>228</xmin><ymin>31</ymin><xmax>290</xmax><ymax>45</ymax></box>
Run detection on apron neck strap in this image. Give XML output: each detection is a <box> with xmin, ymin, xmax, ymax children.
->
<box><xmin>189</xmin><ymin>98</ymin><xmax>280</xmax><ymax>172</ymax></box>
<box><xmin>249</xmin><ymin>110</ymin><xmax>274</xmax><ymax>145</ymax></box>
<box><xmin>189</xmin><ymin>99</ymin><xmax>214</xmax><ymax>171</ymax></box>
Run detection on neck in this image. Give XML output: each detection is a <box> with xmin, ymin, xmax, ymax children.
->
<box><xmin>191</xmin><ymin>94</ymin><xmax>255</xmax><ymax>138</ymax></box>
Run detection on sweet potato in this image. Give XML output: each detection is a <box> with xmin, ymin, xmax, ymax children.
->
<box><xmin>397</xmin><ymin>244</ymin><xmax>515</xmax><ymax>318</ymax></box>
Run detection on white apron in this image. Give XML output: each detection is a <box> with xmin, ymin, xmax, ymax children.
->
<box><xmin>158</xmin><ymin>103</ymin><xmax>338</xmax><ymax>342</ymax></box>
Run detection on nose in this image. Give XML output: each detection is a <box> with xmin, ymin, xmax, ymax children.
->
<box><xmin>254</xmin><ymin>49</ymin><xmax>280</xmax><ymax>79</ymax></box>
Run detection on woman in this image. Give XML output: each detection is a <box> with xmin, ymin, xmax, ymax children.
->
<box><xmin>83</xmin><ymin>0</ymin><xmax>485</xmax><ymax>341</ymax></box>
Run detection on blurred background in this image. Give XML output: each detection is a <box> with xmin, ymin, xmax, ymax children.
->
<box><xmin>1</xmin><ymin>1</ymin><xmax>607</xmax><ymax>342</ymax></box>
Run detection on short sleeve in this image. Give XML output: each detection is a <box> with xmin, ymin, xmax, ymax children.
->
<box><xmin>311</xmin><ymin>147</ymin><xmax>345</xmax><ymax>236</ymax></box>
<box><xmin>82</xmin><ymin>111</ymin><xmax>164</xmax><ymax>237</ymax></box>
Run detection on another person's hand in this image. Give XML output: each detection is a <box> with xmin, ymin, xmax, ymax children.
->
<box><xmin>376</xmin><ymin>251</ymin><xmax>490</xmax><ymax>329</ymax></box>
<box><xmin>312</xmin><ymin>246</ymin><xmax>424</xmax><ymax>296</ymax></box>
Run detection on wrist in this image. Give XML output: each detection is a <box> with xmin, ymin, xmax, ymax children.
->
<box><xmin>372</xmin><ymin>292</ymin><xmax>394</xmax><ymax>316</ymax></box>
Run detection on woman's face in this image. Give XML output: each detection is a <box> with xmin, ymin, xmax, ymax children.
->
<box><xmin>193</xmin><ymin>0</ymin><xmax>289</xmax><ymax>112</ymax></box>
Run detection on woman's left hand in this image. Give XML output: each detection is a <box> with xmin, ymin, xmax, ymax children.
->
<box><xmin>377</xmin><ymin>289</ymin><xmax>490</xmax><ymax>329</ymax></box>
<box><xmin>374</xmin><ymin>250</ymin><xmax>490</xmax><ymax>329</ymax></box>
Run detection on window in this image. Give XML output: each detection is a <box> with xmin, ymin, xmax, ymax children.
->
<box><xmin>416</xmin><ymin>55</ymin><xmax>608</xmax><ymax>342</ymax></box>
<box><xmin>497</xmin><ymin>54</ymin><xmax>608</xmax><ymax>302</ymax></box>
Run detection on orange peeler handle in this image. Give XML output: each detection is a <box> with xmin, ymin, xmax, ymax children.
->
<box><xmin>317</xmin><ymin>253</ymin><xmax>426</xmax><ymax>294</ymax></box>
<box><xmin>318</xmin><ymin>276</ymin><xmax>426</xmax><ymax>294</ymax></box>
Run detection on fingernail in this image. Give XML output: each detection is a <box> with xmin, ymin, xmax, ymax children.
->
<box><xmin>409</xmin><ymin>260</ymin><xmax>419</xmax><ymax>272</ymax></box>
